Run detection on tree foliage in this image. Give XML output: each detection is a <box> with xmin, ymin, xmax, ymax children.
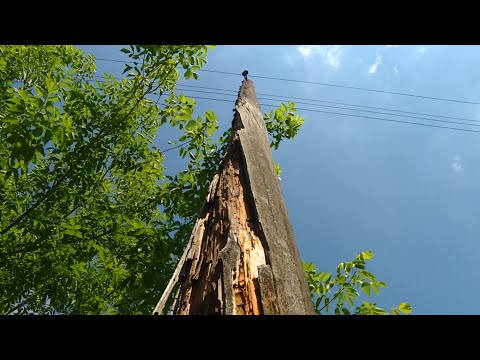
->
<box><xmin>0</xmin><ymin>45</ymin><xmax>218</xmax><ymax>314</ymax></box>
<box><xmin>303</xmin><ymin>250</ymin><xmax>412</xmax><ymax>315</ymax></box>
<box><xmin>264</xmin><ymin>102</ymin><xmax>304</xmax><ymax>150</ymax></box>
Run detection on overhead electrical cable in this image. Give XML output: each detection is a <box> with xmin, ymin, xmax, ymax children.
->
<box><xmin>95</xmin><ymin>57</ymin><xmax>480</xmax><ymax>105</ymax></box>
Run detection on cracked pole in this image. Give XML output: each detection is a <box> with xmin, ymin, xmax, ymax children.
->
<box><xmin>153</xmin><ymin>78</ymin><xmax>314</xmax><ymax>315</ymax></box>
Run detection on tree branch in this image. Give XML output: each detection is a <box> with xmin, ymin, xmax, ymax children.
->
<box><xmin>5</xmin><ymin>292</ymin><xmax>37</xmax><ymax>315</ymax></box>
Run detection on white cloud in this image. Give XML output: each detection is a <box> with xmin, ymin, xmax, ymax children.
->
<box><xmin>298</xmin><ymin>45</ymin><xmax>314</xmax><ymax>58</ymax></box>
<box><xmin>393</xmin><ymin>66</ymin><xmax>399</xmax><ymax>75</ymax></box>
<box><xmin>325</xmin><ymin>46</ymin><xmax>342</xmax><ymax>70</ymax></box>
<box><xmin>297</xmin><ymin>45</ymin><xmax>343</xmax><ymax>71</ymax></box>
<box><xmin>368</xmin><ymin>54</ymin><xmax>382</xmax><ymax>75</ymax></box>
<box><xmin>452</xmin><ymin>156</ymin><xmax>464</xmax><ymax>173</ymax></box>
<box><xmin>452</xmin><ymin>162</ymin><xmax>464</xmax><ymax>172</ymax></box>
<box><xmin>386</xmin><ymin>45</ymin><xmax>398</xmax><ymax>48</ymax></box>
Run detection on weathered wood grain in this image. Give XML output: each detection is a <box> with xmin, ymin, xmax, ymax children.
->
<box><xmin>153</xmin><ymin>79</ymin><xmax>314</xmax><ymax>315</ymax></box>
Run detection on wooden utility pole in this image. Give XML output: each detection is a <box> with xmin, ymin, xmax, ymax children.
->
<box><xmin>153</xmin><ymin>78</ymin><xmax>314</xmax><ymax>315</ymax></box>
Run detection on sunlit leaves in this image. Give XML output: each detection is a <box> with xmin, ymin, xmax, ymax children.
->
<box><xmin>264</xmin><ymin>102</ymin><xmax>304</xmax><ymax>150</ymax></box>
<box><xmin>396</xmin><ymin>302</ymin><xmax>413</xmax><ymax>314</ymax></box>
<box><xmin>0</xmin><ymin>45</ymin><xmax>213</xmax><ymax>315</ymax></box>
<box><xmin>303</xmin><ymin>251</ymin><xmax>412</xmax><ymax>315</ymax></box>
<box><xmin>62</xmin><ymin>217</ymin><xmax>82</xmax><ymax>238</ymax></box>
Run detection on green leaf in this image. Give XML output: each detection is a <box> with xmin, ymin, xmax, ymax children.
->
<box><xmin>105</xmin><ymin>307</ymin><xmax>117</xmax><ymax>315</ymax></box>
<box><xmin>361</xmin><ymin>251</ymin><xmax>374</xmax><ymax>260</ymax></box>
<box><xmin>0</xmin><ymin>57</ymin><xmax>6</xmax><ymax>72</ymax></box>
<box><xmin>18</xmin><ymin>89</ymin><xmax>30</xmax><ymax>100</ymax></box>
<box><xmin>324</xmin><ymin>297</ymin><xmax>330</xmax><ymax>313</ymax></box>
<box><xmin>32</xmin><ymin>127</ymin><xmax>43</xmax><ymax>137</ymax></box>
<box><xmin>362</xmin><ymin>271</ymin><xmax>376</xmax><ymax>280</ymax></box>
<box><xmin>398</xmin><ymin>302</ymin><xmax>412</xmax><ymax>314</ymax></box>
<box><xmin>302</xmin><ymin>261</ymin><xmax>312</xmax><ymax>272</ymax></box>
<box><xmin>8</xmin><ymin>102</ymin><xmax>24</xmax><ymax>113</ymax></box>
<box><xmin>2</xmin><ymin>117</ymin><xmax>20</xmax><ymax>124</ymax></box>
<box><xmin>131</xmin><ymin>218</ymin><xmax>144</xmax><ymax>228</ymax></box>
<box><xmin>98</xmin><ymin>248</ymin><xmax>106</xmax><ymax>261</ymax></box>
<box><xmin>372</xmin><ymin>282</ymin><xmax>379</xmax><ymax>295</ymax></box>
<box><xmin>361</xmin><ymin>282</ymin><xmax>371</xmax><ymax>296</ymax></box>
<box><xmin>316</xmin><ymin>283</ymin><xmax>324</xmax><ymax>295</ymax></box>
<box><xmin>186</xmin><ymin>120</ymin><xmax>196</xmax><ymax>130</ymax></box>
<box><xmin>321</xmin><ymin>272</ymin><xmax>331</xmax><ymax>282</ymax></box>
<box><xmin>205</xmin><ymin>110</ymin><xmax>215</xmax><ymax>122</ymax></box>
<box><xmin>8</xmin><ymin>96</ymin><xmax>22</xmax><ymax>105</ymax></box>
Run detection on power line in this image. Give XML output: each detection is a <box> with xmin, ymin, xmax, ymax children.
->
<box><xmin>167</xmin><ymin>94</ymin><xmax>480</xmax><ymax>134</ymax></box>
<box><xmin>175</xmin><ymin>87</ymin><xmax>480</xmax><ymax>128</ymax></box>
<box><xmin>96</xmin><ymin>58</ymin><xmax>126</xmax><ymax>64</ymax></box>
<box><xmin>291</xmin><ymin>107</ymin><xmax>480</xmax><ymax>134</ymax></box>
<box><xmin>94</xmin><ymin>57</ymin><xmax>480</xmax><ymax>105</ymax></box>
<box><xmin>90</xmin><ymin>76</ymin><xmax>480</xmax><ymax>125</ymax></box>
<box><xmin>159</xmin><ymin>141</ymin><xmax>191</xmax><ymax>153</ymax></box>
<box><xmin>13</xmin><ymin>75</ymin><xmax>480</xmax><ymax>133</ymax></box>
<box><xmin>177</xmin><ymin>84</ymin><xmax>480</xmax><ymax>124</ymax></box>
<box><xmin>199</xmin><ymin>69</ymin><xmax>480</xmax><ymax>105</ymax></box>
<box><xmin>72</xmin><ymin>77</ymin><xmax>480</xmax><ymax>126</ymax></box>
<box><xmin>171</xmin><ymin>93</ymin><xmax>480</xmax><ymax>130</ymax></box>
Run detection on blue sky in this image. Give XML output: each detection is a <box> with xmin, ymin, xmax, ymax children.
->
<box><xmin>80</xmin><ymin>45</ymin><xmax>480</xmax><ymax>314</ymax></box>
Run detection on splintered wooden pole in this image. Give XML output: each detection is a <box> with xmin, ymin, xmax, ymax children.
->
<box><xmin>153</xmin><ymin>78</ymin><xmax>314</xmax><ymax>315</ymax></box>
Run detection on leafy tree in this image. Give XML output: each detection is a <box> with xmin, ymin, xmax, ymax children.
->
<box><xmin>0</xmin><ymin>45</ymin><xmax>215</xmax><ymax>314</ymax></box>
<box><xmin>303</xmin><ymin>250</ymin><xmax>412</xmax><ymax>315</ymax></box>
